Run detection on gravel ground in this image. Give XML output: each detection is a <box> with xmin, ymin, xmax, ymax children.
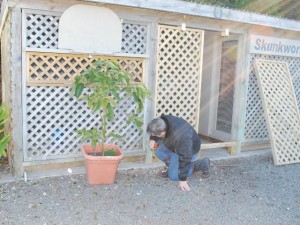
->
<box><xmin>0</xmin><ymin>152</ymin><xmax>299</xmax><ymax>225</ymax></box>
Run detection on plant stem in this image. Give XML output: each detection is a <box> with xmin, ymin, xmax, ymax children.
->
<box><xmin>100</xmin><ymin>111</ymin><xmax>106</xmax><ymax>156</ymax></box>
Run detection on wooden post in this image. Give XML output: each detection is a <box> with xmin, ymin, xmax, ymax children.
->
<box><xmin>233</xmin><ymin>34</ymin><xmax>251</xmax><ymax>154</ymax></box>
<box><xmin>1</xmin><ymin>10</ymin><xmax>13</xmax><ymax>170</ymax></box>
<box><xmin>144</xmin><ymin>20</ymin><xmax>158</xmax><ymax>164</ymax></box>
<box><xmin>11</xmin><ymin>7</ymin><xmax>24</xmax><ymax>176</ymax></box>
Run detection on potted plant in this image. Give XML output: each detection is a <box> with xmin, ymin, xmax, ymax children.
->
<box><xmin>70</xmin><ymin>59</ymin><xmax>150</xmax><ymax>184</ymax></box>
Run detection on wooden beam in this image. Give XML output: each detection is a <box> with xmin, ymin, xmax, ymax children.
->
<box><xmin>201</xmin><ymin>141</ymin><xmax>236</xmax><ymax>149</ymax></box>
<box><xmin>202</xmin><ymin>142</ymin><xmax>237</xmax><ymax>154</ymax></box>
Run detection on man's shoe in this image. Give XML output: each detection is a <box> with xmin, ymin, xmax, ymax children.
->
<box><xmin>201</xmin><ymin>158</ymin><xmax>210</xmax><ymax>178</ymax></box>
<box><xmin>158</xmin><ymin>166</ymin><xmax>168</xmax><ymax>178</ymax></box>
<box><xmin>193</xmin><ymin>158</ymin><xmax>210</xmax><ymax>178</ymax></box>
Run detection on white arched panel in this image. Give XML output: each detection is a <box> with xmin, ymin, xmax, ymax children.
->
<box><xmin>58</xmin><ymin>5</ymin><xmax>122</xmax><ymax>53</ymax></box>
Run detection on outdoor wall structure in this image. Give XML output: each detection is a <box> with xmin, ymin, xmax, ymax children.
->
<box><xmin>0</xmin><ymin>0</ymin><xmax>299</xmax><ymax>175</ymax></box>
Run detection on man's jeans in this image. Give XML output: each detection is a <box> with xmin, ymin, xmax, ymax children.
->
<box><xmin>154</xmin><ymin>141</ymin><xmax>199</xmax><ymax>181</ymax></box>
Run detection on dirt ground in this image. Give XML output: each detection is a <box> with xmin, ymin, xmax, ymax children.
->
<box><xmin>0</xmin><ymin>152</ymin><xmax>299</xmax><ymax>225</ymax></box>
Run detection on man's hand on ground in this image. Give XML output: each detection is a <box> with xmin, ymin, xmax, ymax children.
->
<box><xmin>178</xmin><ymin>181</ymin><xmax>190</xmax><ymax>191</ymax></box>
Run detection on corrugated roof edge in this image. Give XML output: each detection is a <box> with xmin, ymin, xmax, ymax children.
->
<box><xmin>82</xmin><ymin>0</ymin><xmax>300</xmax><ymax>32</ymax></box>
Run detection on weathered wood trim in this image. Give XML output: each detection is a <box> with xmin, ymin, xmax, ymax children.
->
<box><xmin>236</xmin><ymin>33</ymin><xmax>252</xmax><ymax>153</ymax></box>
<box><xmin>201</xmin><ymin>142</ymin><xmax>236</xmax><ymax>149</ymax></box>
<box><xmin>25</xmin><ymin>48</ymin><xmax>149</xmax><ymax>59</ymax></box>
<box><xmin>11</xmin><ymin>8</ymin><xmax>24</xmax><ymax>176</ymax></box>
<box><xmin>195</xmin><ymin>30</ymin><xmax>205</xmax><ymax>133</ymax></box>
<box><xmin>7</xmin><ymin>0</ymin><xmax>300</xmax><ymax>32</ymax></box>
<box><xmin>241</xmin><ymin>142</ymin><xmax>271</xmax><ymax>151</ymax></box>
<box><xmin>230</xmin><ymin>34</ymin><xmax>247</xmax><ymax>153</ymax></box>
<box><xmin>22</xmin><ymin>150</ymin><xmax>146</xmax><ymax>172</ymax></box>
<box><xmin>21</xmin><ymin>9</ymin><xmax>28</xmax><ymax>161</ymax></box>
<box><xmin>144</xmin><ymin>20</ymin><xmax>158</xmax><ymax>164</ymax></box>
<box><xmin>202</xmin><ymin>141</ymin><xmax>237</xmax><ymax>154</ymax></box>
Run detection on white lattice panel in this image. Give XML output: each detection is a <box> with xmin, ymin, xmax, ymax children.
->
<box><xmin>25</xmin><ymin>86</ymin><xmax>143</xmax><ymax>160</ymax></box>
<box><xmin>245</xmin><ymin>54</ymin><xmax>300</xmax><ymax>141</ymax></box>
<box><xmin>24</xmin><ymin>11</ymin><xmax>148</xmax><ymax>54</ymax></box>
<box><xmin>25</xmin><ymin>53</ymin><xmax>146</xmax><ymax>160</ymax></box>
<box><xmin>25</xmin><ymin>12</ymin><xmax>61</xmax><ymax>49</ymax></box>
<box><xmin>254</xmin><ymin>59</ymin><xmax>300</xmax><ymax>165</ymax></box>
<box><xmin>27</xmin><ymin>52</ymin><xmax>144</xmax><ymax>86</ymax></box>
<box><xmin>121</xmin><ymin>22</ymin><xmax>147</xmax><ymax>54</ymax></box>
<box><xmin>155</xmin><ymin>25</ymin><xmax>203</xmax><ymax>128</ymax></box>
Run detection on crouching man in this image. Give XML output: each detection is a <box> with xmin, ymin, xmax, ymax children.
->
<box><xmin>147</xmin><ymin>114</ymin><xmax>210</xmax><ymax>191</ymax></box>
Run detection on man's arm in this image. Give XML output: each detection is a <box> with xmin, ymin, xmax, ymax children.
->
<box><xmin>176</xmin><ymin>136</ymin><xmax>194</xmax><ymax>181</ymax></box>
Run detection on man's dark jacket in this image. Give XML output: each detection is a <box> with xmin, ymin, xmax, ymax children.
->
<box><xmin>150</xmin><ymin>115</ymin><xmax>201</xmax><ymax>181</ymax></box>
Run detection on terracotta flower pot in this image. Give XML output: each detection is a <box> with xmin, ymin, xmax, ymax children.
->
<box><xmin>81</xmin><ymin>143</ymin><xmax>124</xmax><ymax>185</ymax></box>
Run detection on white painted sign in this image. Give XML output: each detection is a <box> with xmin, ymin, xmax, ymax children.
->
<box><xmin>250</xmin><ymin>35</ymin><xmax>300</xmax><ymax>57</ymax></box>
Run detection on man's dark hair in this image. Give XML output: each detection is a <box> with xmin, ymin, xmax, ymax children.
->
<box><xmin>147</xmin><ymin>117</ymin><xmax>167</xmax><ymax>136</ymax></box>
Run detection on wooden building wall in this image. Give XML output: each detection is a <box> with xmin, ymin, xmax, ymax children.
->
<box><xmin>1</xmin><ymin>0</ymin><xmax>300</xmax><ymax>174</ymax></box>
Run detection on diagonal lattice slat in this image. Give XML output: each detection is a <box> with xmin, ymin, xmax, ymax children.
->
<box><xmin>155</xmin><ymin>25</ymin><xmax>203</xmax><ymax>128</ymax></box>
<box><xmin>27</xmin><ymin>52</ymin><xmax>144</xmax><ymax>86</ymax></box>
<box><xmin>254</xmin><ymin>59</ymin><xmax>300</xmax><ymax>165</ymax></box>
<box><xmin>245</xmin><ymin>55</ymin><xmax>300</xmax><ymax>141</ymax></box>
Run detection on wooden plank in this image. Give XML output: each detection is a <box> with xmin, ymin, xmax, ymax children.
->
<box><xmin>11</xmin><ymin>8</ymin><xmax>24</xmax><ymax>176</ymax></box>
<box><xmin>26</xmin><ymin>52</ymin><xmax>146</xmax><ymax>86</ymax></box>
<box><xmin>201</xmin><ymin>142</ymin><xmax>236</xmax><ymax>149</ymax></box>
<box><xmin>25</xmin><ymin>47</ymin><xmax>149</xmax><ymax>59</ymax></box>
<box><xmin>23</xmin><ymin>151</ymin><xmax>145</xmax><ymax>172</ymax></box>
<box><xmin>232</xmin><ymin>34</ymin><xmax>251</xmax><ymax>153</ymax></box>
<box><xmin>195</xmin><ymin>28</ymin><xmax>205</xmax><ymax>133</ymax></box>
<box><xmin>143</xmin><ymin>20</ymin><xmax>155</xmax><ymax>164</ymax></box>
<box><xmin>241</xmin><ymin>143</ymin><xmax>271</xmax><ymax>151</ymax></box>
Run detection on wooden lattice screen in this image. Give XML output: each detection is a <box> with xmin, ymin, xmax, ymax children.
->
<box><xmin>245</xmin><ymin>54</ymin><xmax>300</xmax><ymax>141</ymax></box>
<box><xmin>23</xmin><ymin>10</ymin><xmax>149</xmax><ymax>161</ymax></box>
<box><xmin>254</xmin><ymin>59</ymin><xmax>300</xmax><ymax>165</ymax></box>
<box><xmin>155</xmin><ymin>25</ymin><xmax>204</xmax><ymax>129</ymax></box>
<box><xmin>25</xmin><ymin>52</ymin><xmax>145</xmax><ymax>160</ymax></box>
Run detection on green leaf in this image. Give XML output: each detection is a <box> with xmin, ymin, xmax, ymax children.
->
<box><xmin>74</xmin><ymin>83</ymin><xmax>84</xmax><ymax>98</ymax></box>
<box><xmin>107</xmin><ymin>104</ymin><xmax>114</xmax><ymax>121</ymax></box>
<box><xmin>110</xmin><ymin>132</ymin><xmax>124</xmax><ymax>140</ymax></box>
